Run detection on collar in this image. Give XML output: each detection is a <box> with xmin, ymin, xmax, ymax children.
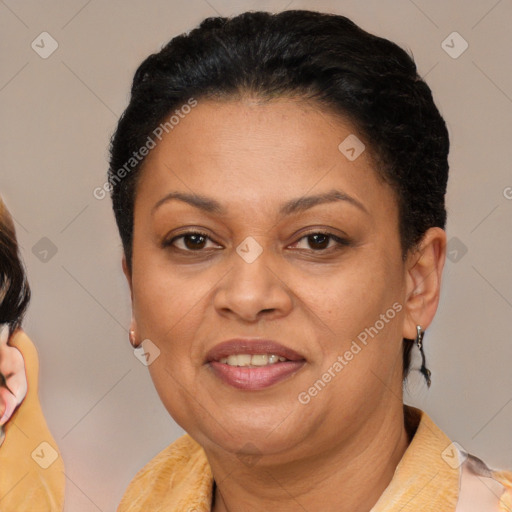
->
<box><xmin>117</xmin><ymin>406</ymin><xmax>460</xmax><ymax>511</ymax></box>
<box><xmin>370</xmin><ymin>405</ymin><xmax>459</xmax><ymax>511</ymax></box>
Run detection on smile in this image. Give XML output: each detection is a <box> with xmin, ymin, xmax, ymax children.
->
<box><xmin>206</xmin><ymin>338</ymin><xmax>306</xmax><ymax>390</ymax></box>
<box><xmin>218</xmin><ymin>354</ymin><xmax>288</xmax><ymax>366</ymax></box>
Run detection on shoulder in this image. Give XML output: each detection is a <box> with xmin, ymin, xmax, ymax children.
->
<box><xmin>117</xmin><ymin>433</ymin><xmax>213</xmax><ymax>512</ymax></box>
<box><xmin>0</xmin><ymin>330</ymin><xmax>65</xmax><ymax>512</ymax></box>
<box><xmin>123</xmin><ymin>433</ymin><xmax>208</xmax><ymax>488</ymax></box>
<box><xmin>455</xmin><ymin>448</ymin><xmax>512</xmax><ymax>512</ymax></box>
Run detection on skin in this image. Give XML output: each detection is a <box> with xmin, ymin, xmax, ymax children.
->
<box><xmin>0</xmin><ymin>206</ymin><xmax>29</xmax><ymax>431</ymax></box>
<box><xmin>0</xmin><ymin>325</ymin><xmax>27</xmax><ymax>429</ymax></box>
<box><xmin>123</xmin><ymin>97</ymin><xmax>446</xmax><ymax>512</ymax></box>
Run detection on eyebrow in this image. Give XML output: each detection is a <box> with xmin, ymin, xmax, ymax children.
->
<box><xmin>152</xmin><ymin>189</ymin><xmax>368</xmax><ymax>216</ymax></box>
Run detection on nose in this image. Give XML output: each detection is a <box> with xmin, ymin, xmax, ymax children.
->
<box><xmin>212</xmin><ymin>240</ymin><xmax>293</xmax><ymax>322</ymax></box>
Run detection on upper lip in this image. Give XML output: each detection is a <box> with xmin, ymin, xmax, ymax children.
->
<box><xmin>205</xmin><ymin>339</ymin><xmax>306</xmax><ymax>363</ymax></box>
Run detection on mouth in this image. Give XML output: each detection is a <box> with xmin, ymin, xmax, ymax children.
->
<box><xmin>205</xmin><ymin>339</ymin><xmax>306</xmax><ymax>390</ymax></box>
<box><xmin>218</xmin><ymin>354</ymin><xmax>289</xmax><ymax>366</ymax></box>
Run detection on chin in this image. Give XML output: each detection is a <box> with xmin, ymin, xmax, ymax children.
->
<box><xmin>191</xmin><ymin>414</ymin><xmax>307</xmax><ymax>459</ymax></box>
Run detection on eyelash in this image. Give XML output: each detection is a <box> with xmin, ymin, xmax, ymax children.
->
<box><xmin>163</xmin><ymin>230</ymin><xmax>351</xmax><ymax>254</ymax></box>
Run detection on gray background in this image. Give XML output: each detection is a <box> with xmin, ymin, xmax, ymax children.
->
<box><xmin>1</xmin><ymin>0</ymin><xmax>511</xmax><ymax>510</ymax></box>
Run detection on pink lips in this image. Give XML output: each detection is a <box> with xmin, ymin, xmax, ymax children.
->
<box><xmin>205</xmin><ymin>339</ymin><xmax>306</xmax><ymax>390</ymax></box>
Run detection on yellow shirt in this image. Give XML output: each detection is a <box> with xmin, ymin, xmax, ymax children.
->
<box><xmin>0</xmin><ymin>331</ymin><xmax>65</xmax><ymax>511</ymax></box>
<box><xmin>117</xmin><ymin>406</ymin><xmax>511</xmax><ymax>511</ymax></box>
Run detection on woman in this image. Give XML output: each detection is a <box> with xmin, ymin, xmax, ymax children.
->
<box><xmin>0</xmin><ymin>196</ymin><xmax>65</xmax><ymax>511</ymax></box>
<box><xmin>108</xmin><ymin>10</ymin><xmax>511</xmax><ymax>511</ymax></box>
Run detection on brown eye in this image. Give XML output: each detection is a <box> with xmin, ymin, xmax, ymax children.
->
<box><xmin>307</xmin><ymin>233</ymin><xmax>330</xmax><ymax>250</ymax></box>
<box><xmin>290</xmin><ymin>231</ymin><xmax>351</xmax><ymax>252</ymax></box>
<box><xmin>182</xmin><ymin>233</ymin><xmax>207</xmax><ymax>250</ymax></box>
<box><xmin>164</xmin><ymin>231</ymin><xmax>220</xmax><ymax>252</ymax></box>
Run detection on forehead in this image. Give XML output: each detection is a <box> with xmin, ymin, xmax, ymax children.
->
<box><xmin>144</xmin><ymin>97</ymin><xmax>362</xmax><ymax>168</ymax></box>
<box><xmin>134</xmin><ymin>97</ymin><xmax>396</xmax><ymax>219</ymax></box>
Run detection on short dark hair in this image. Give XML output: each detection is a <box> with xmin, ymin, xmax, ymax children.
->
<box><xmin>0</xmin><ymin>199</ymin><xmax>31</xmax><ymax>332</ymax></box>
<box><xmin>108</xmin><ymin>10</ymin><xmax>449</xmax><ymax>381</ymax></box>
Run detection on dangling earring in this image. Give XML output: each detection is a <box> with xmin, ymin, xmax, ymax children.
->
<box><xmin>416</xmin><ymin>325</ymin><xmax>432</xmax><ymax>387</ymax></box>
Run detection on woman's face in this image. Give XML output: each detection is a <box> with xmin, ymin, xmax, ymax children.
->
<box><xmin>127</xmin><ymin>97</ymin><xmax>416</xmax><ymax>462</ymax></box>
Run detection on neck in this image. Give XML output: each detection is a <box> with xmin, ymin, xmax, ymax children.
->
<box><xmin>209</xmin><ymin>404</ymin><xmax>410</xmax><ymax>512</ymax></box>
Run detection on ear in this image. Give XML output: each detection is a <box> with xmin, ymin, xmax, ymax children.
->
<box><xmin>403</xmin><ymin>227</ymin><xmax>446</xmax><ymax>339</ymax></box>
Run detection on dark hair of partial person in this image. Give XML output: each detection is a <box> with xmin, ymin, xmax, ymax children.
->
<box><xmin>0</xmin><ymin>199</ymin><xmax>31</xmax><ymax>331</ymax></box>
<box><xmin>108</xmin><ymin>9</ymin><xmax>449</xmax><ymax>382</ymax></box>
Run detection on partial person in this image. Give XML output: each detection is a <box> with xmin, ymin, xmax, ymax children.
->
<box><xmin>0</xmin><ymin>196</ymin><xmax>65</xmax><ymax>511</ymax></box>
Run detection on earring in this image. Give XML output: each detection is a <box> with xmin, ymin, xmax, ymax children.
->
<box><xmin>415</xmin><ymin>325</ymin><xmax>432</xmax><ymax>387</ymax></box>
<box><xmin>129</xmin><ymin>329</ymin><xmax>138</xmax><ymax>348</ymax></box>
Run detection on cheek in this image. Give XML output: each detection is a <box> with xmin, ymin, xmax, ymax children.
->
<box><xmin>146</xmin><ymin>359</ymin><xmax>202</xmax><ymax>434</ymax></box>
<box><xmin>299</xmin><ymin>250</ymin><xmax>406</xmax><ymax>407</ymax></box>
<box><xmin>298</xmin><ymin>253</ymin><xmax>404</xmax><ymax>342</ymax></box>
<box><xmin>132</xmin><ymin>271</ymin><xmax>202</xmax><ymax>427</ymax></box>
<box><xmin>296</xmin><ymin>266</ymin><xmax>405</xmax><ymax>432</ymax></box>
<box><xmin>131</xmin><ymin>254</ymin><xmax>202</xmax><ymax>340</ymax></box>
<box><xmin>130</xmin><ymin>255</ymin><xmax>210</xmax><ymax>402</ymax></box>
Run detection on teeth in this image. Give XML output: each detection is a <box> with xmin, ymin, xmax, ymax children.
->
<box><xmin>218</xmin><ymin>354</ymin><xmax>288</xmax><ymax>366</ymax></box>
<box><xmin>250</xmin><ymin>354</ymin><xmax>268</xmax><ymax>366</ymax></box>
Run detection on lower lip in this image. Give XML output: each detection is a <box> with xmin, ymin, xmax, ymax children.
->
<box><xmin>208</xmin><ymin>361</ymin><xmax>305</xmax><ymax>390</ymax></box>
